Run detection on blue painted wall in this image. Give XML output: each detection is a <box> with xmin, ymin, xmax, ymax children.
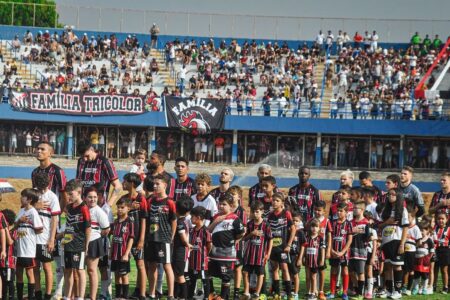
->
<box><xmin>1</xmin><ymin>105</ymin><xmax>449</xmax><ymax>137</ymax></box>
<box><xmin>0</xmin><ymin>165</ymin><xmax>440</xmax><ymax>192</ymax></box>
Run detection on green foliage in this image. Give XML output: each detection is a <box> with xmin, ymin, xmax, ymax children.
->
<box><xmin>0</xmin><ymin>0</ymin><xmax>61</xmax><ymax>28</ymax></box>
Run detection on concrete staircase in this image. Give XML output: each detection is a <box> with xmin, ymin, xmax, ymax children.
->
<box><xmin>149</xmin><ymin>48</ymin><xmax>176</xmax><ymax>88</ymax></box>
<box><xmin>313</xmin><ymin>59</ymin><xmax>334</xmax><ymax>118</ymax></box>
<box><xmin>0</xmin><ymin>41</ymin><xmax>37</xmax><ymax>87</ymax></box>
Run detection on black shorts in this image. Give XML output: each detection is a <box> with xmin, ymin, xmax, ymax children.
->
<box><xmin>329</xmin><ymin>258</ymin><xmax>349</xmax><ymax>267</ymax></box>
<box><xmin>87</xmin><ymin>238</ymin><xmax>106</xmax><ymax>259</ymax></box>
<box><xmin>436</xmin><ymin>248</ymin><xmax>450</xmax><ymax>267</ymax></box>
<box><xmin>64</xmin><ymin>251</ymin><xmax>86</xmax><ymax>270</ymax></box>
<box><xmin>98</xmin><ymin>255</ymin><xmax>110</xmax><ymax>268</ymax></box>
<box><xmin>382</xmin><ymin>240</ymin><xmax>404</xmax><ymax>266</ymax></box>
<box><xmin>173</xmin><ymin>259</ymin><xmax>188</xmax><ymax>276</ymax></box>
<box><xmin>288</xmin><ymin>262</ymin><xmax>300</xmax><ymax>276</ymax></box>
<box><xmin>349</xmin><ymin>259</ymin><xmax>366</xmax><ymax>274</ymax></box>
<box><xmin>111</xmin><ymin>260</ymin><xmax>130</xmax><ymax>275</ymax></box>
<box><xmin>235</xmin><ymin>249</ymin><xmax>244</xmax><ymax>267</ymax></box>
<box><xmin>36</xmin><ymin>244</ymin><xmax>53</xmax><ymax>263</ymax></box>
<box><xmin>404</xmin><ymin>251</ymin><xmax>416</xmax><ymax>272</ymax></box>
<box><xmin>131</xmin><ymin>247</ymin><xmax>144</xmax><ymax>261</ymax></box>
<box><xmin>16</xmin><ymin>257</ymin><xmax>36</xmax><ymax>269</ymax></box>
<box><xmin>208</xmin><ymin>260</ymin><xmax>234</xmax><ymax>282</ymax></box>
<box><xmin>145</xmin><ymin>242</ymin><xmax>172</xmax><ymax>264</ymax></box>
<box><xmin>270</xmin><ymin>247</ymin><xmax>290</xmax><ymax>264</ymax></box>
<box><xmin>0</xmin><ymin>268</ymin><xmax>15</xmax><ymax>281</ymax></box>
<box><xmin>243</xmin><ymin>265</ymin><xmax>265</xmax><ymax>276</ymax></box>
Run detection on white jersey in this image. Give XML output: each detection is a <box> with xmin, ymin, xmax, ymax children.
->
<box><xmin>381</xmin><ymin>207</ymin><xmax>409</xmax><ymax>246</ymax></box>
<box><xmin>365</xmin><ymin>202</ymin><xmax>380</xmax><ymax>221</ymax></box>
<box><xmin>191</xmin><ymin>194</ymin><xmax>218</xmax><ymax>226</ymax></box>
<box><xmin>36</xmin><ymin>189</ymin><xmax>61</xmax><ymax>245</ymax></box>
<box><xmin>16</xmin><ymin>207</ymin><xmax>43</xmax><ymax>258</ymax></box>
<box><xmin>405</xmin><ymin>224</ymin><xmax>422</xmax><ymax>252</ymax></box>
<box><xmin>101</xmin><ymin>203</ymin><xmax>114</xmax><ymax>224</ymax></box>
<box><xmin>89</xmin><ymin>205</ymin><xmax>110</xmax><ymax>241</ymax></box>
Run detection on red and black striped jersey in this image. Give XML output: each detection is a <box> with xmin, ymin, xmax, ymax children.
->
<box><xmin>189</xmin><ymin>225</ymin><xmax>212</xmax><ymax>271</ymax></box>
<box><xmin>303</xmin><ymin>235</ymin><xmax>325</xmax><ymax>268</ymax></box>
<box><xmin>76</xmin><ymin>154</ymin><xmax>118</xmax><ymax>197</ymax></box>
<box><xmin>291</xmin><ymin>229</ymin><xmax>306</xmax><ymax>256</ymax></box>
<box><xmin>430</xmin><ymin>190</ymin><xmax>450</xmax><ymax>215</ymax></box>
<box><xmin>331</xmin><ymin>191</ymin><xmax>340</xmax><ymax>206</ymax></box>
<box><xmin>330</xmin><ymin>219</ymin><xmax>353</xmax><ymax>254</ymax></box>
<box><xmin>234</xmin><ymin>205</ymin><xmax>248</xmax><ymax>252</ymax></box>
<box><xmin>248</xmin><ymin>183</ymin><xmax>280</xmax><ymax>207</ymax></box>
<box><xmin>287</xmin><ymin>183</ymin><xmax>322</xmax><ymax>222</ymax></box>
<box><xmin>128</xmin><ymin>193</ymin><xmax>148</xmax><ymax>246</ymax></box>
<box><xmin>173</xmin><ymin>177</ymin><xmax>197</xmax><ymax>202</ymax></box>
<box><xmin>244</xmin><ymin>220</ymin><xmax>272</xmax><ymax>266</ymax></box>
<box><xmin>146</xmin><ymin>197</ymin><xmax>176</xmax><ymax>243</ymax></box>
<box><xmin>0</xmin><ymin>229</ymin><xmax>17</xmax><ymax>269</ymax></box>
<box><xmin>209</xmin><ymin>187</ymin><xmax>228</xmax><ymax>205</ymax></box>
<box><xmin>350</xmin><ymin>218</ymin><xmax>371</xmax><ymax>260</ymax></box>
<box><xmin>434</xmin><ymin>225</ymin><xmax>450</xmax><ymax>248</ymax></box>
<box><xmin>329</xmin><ymin>201</ymin><xmax>354</xmax><ymax>222</ymax></box>
<box><xmin>174</xmin><ymin>216</ymin><xmax>190</xmax><ymax>261</ymax></box>
<box><xmin>64</xmin><ymin>202</ymin><xmax>91</xmax><ymax>252</ymax></box>
<box><xmin>146</xmin><ymin>171</ymin><xmax>176</xmax><ymax>199</ymax></box>
<box><xmin>31</xmin><ymin>163</ymin><xmax>67</xmax><ymax>198</ymax></box>
<box><xmin>319</xmin><ymin>217</ymin><xmax>332</xmax><ymax>239</ymax></box>
<box><xmin>268</xmin><ymin>209</ymin><xmax>294</xmax><ymax>249</ymax></box>
<box><xmin>111</xmin><ymin>217</ymin><xmax>135</xmax><ymax>261</ymax></box>
<box><xmin>210</xmin><ymin>213</ymin><xmax>245</xmax><ymax>261</ymax></box>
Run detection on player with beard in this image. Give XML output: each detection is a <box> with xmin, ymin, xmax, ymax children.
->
<box><xmin>248</xmin><ymin>164</ymin><xmax>280</xmax><ymax>206</ymax></box>
<box><xmin>173</xmin><ymin>157</ymin><xmax>197</xmax><ymax>202</ymax></box>
<box><xmin>76</xmin><ymin>140</ymin><xmax>122</xmax><ymax>206</ymax></box>
<box><xmin>210</xmin><ymin>167</ymin><xmax>234</xmax><ymax>204</ymax></box>
<box><xmin>146</xmin><ymin>150</ymin><xmax>176</xmax><ymax>199</ymax></box>
<box><xmin>399</xmin><ymin>166</ymin><xmax>425</xmax><ymax>218</ymax></box>
<box><xmin>32</xmin><ymin>141</ymin><xmax>67</xmax><ymax>208</ymax></box>
<box><xmin>287</xmin><ymin>166</ymin><xmax>322</xmax><ymax>223</ymax></box>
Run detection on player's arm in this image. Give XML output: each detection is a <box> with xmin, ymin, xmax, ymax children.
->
<box><xmin>0</xmin><ymin>229</ymin><xmax>5</xmax><ymax>259</ymax></box>
<box><xmin>340</xmin><ymin>233</ymin><xmax>353</xmax><ymax>257</ymax></box>
<box><xmin>298</xmin><ymin>244</ymin><xmax>305</xmax><ymax>267</ymax></box>
<box><xmin>137</xmin><ymin>217</ymin><xmax>146</xmax><ymax>250</ymax></box>
<box><xmin>107</xmin><ymin>178</ymin><xmax>123</xmax><ymax>207</ymax></box>
<box><xmin>285</xmin><ymin>223</ymin><xmax>296</xmax><ymax>253</ymax></box>
<box><xmin>84</xmin><ymin>226</ymin><xmax>91</xmax><ymax>254</ymax></box>
<box><xmin>427</xmin><ymin>193</ymin><xmax>441</xmax><ymax>215</ymax></box>
<box><xmin>48</xmin><ymin>214</ymin><xmax>58</xmax><ymax>252</ymax></box>
<box><xmin>4</xmin><ymin>229</ymin><xmax>13</xmax><ymax>245</ymax></box>
<box><xmin>370</xmin><ymin>238</ymin><xmax>378</xmax><ymax>265</ymax></box>
<box><xmin>326</xmin><ymin>231</ymin><xmax>332</xmax><ymax>258</ymax></box>
<box><xmin>320</xmin><ymin>245</ymin><xmax>326</xmax><ymax>267</ymax></box>
<box><xmin>123</xmin><ymin>235</ymin><xmax>134</xmax><ymax>262</ymax></box>
<box><xmin>265</xmin><ymin>238</ymin><xmax>273</xmax><ymax>264</ymax></box>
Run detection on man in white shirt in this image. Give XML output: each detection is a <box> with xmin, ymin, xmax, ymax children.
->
<box><xmin>371</xmin><ymin>31</ymin><xmax>379</xmax><ymax>53</ymax></box>
<box><xmin>433</xmin><ymin>95</ymin><xmax>443</xmax><ymax>119</ymax></box>
<box><xmin>326</xmin><ymin>30</ymin><xmax>334</xmax><ymax>53</ymax></box>
<box><xmin>315</xmin><ymin>30</ymin><xmax>324</xmax><ymax>48</ymax></box>
<box><xmin>336</xmin><ymin>30</ymin><xmax>344</xmax><ymax>54</ymax></box>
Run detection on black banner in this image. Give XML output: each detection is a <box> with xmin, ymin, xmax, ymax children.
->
<box><xmin>165</xmin><ymin>96</ymin><xmax>226</xmax><ymax>135</ymax></box>
<box><xmin>9</xmin><ymin>89</ymin><xmax>147</xmax><ymax>115</ymax></box>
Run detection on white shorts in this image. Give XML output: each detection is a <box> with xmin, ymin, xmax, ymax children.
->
<box><xmin>216</xmin><ymin>147</ymin><xmax>224</xmax><ymax>156</ymax></box>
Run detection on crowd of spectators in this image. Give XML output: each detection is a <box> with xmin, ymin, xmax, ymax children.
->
<box><xmin>0</xmin><ymin>27</ymin><xmax>448</xmax><ymax>119</ymax></box>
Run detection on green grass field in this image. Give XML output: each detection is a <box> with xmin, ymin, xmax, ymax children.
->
<box><xmin>18</xmin><ymin>256</ymin><xmax>447</xmax><ymax>300</ymax></box>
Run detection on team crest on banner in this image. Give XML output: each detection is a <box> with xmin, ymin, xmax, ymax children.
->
<box><xmin>165</xmin><ymin>96</ymin><xmax>226</xmax><ymax>135</ymax></box>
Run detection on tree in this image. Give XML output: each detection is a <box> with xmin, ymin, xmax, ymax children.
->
<box><xmin>0</xmin><ymin>0</ymin><xmax>60</xmax><ymax>28</ymax></box>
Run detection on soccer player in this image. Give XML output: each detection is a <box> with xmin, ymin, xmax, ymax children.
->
<box><xmin>268</xmin><ymin>192</ymin><xmax>296</xmax><ymax>300</ymax></box>
<box><xmin>123</xmin><ymin>173</ymin><xmax>148</xmax><ymax>300</ymax></box>
<box><xmin>111</xmin><ymin>197</ymin><xmax>135</xmax><ymax>299</ymax></box>
<box><xmin>399</xmin><ymin>166</ymin><xmax>425</xmax><ymax>218</ymax></box>
<box><xmin>191</xmin><ymin>173</ymin><xmax>218</xmax><ymax>226</ymax></box>
<box><xmin>210</xmin><ymin>168</ymin><xmax>234</xmax><ymax>204</ymax></box>
<box><xmin>228</xmin><ymin>186</ymin><xmax>248</xmax><ymax>300</ymax></box>
<box><xmin>76</xmin><ymin>140</ymin><xmax>122</xmax><ymax>206</ymax></box>
<box><xmin>260</xmin><ymin>176</ymin><xmax>277</xmax><ymax>221</ymax></box>
<box><xmin>173</xmin><ymin>157</ymin><xmax>197</xmax><ymax>201</ymax></box>
<box><xmin>290</xmin><ymin>212</ymin><xmax>306</xmax><ymax>300</ymax></box>
<box><xmin>208</xmin><ymin>193</ymin><xmax>245</xmax><ymax>300</ymax></box>
<box><xmin>288</xmin><ymin>166</ymin><xmax>322</xmax><ymax>223</ymax></box>
<box><xmin>249</xmin><ymin>165</ymin><xmax>280</xmax><ymax>206</ymax></box>
<box><xmin>299</xmin><ymin>218</ymin><xmax>326</xmax><ymax>300</ymax></box>
<box><xmin>145</xmin><ymin>174</ymin><xmax>177</xmax><ymax>300</ymax></box>
<box><xmin>328</xmin><ymin>202</ymin><xmax>353</xmax><ymax>300</ymax></box>
<box><xmin>1</xmin><ymin>209</ymin><xmax>16</xmax><ymax>300</ymax></box>
<box><xmin>85</xmin><ymin>187</ymin><xmax>110</xmax><ymax>300</ymax></box>
<box><xmin>188</xmin><ymin>206</ymin><xmax>212</xmax><ymax>299</ymax></box>
<box><xmin>63</xmin><ymin>179</ymin><xmax>91</xmax><ymax>300</ymax></box>
<box><xmin>242</xmin><ymin>201</ymin><xmax>273</xmax><ymax>300</ymax></box>
<box><xmin>33</xmin><ymin>173</ymin><xmax>61</xmax><ymax>300</ymax></box>
<box><xmin>15</xmin><ymin>188</ymin><xmax>43</xmax><ymax>300</ymax></box>
<box><xmin>173</xmin><ymin>195</ymin><xmax>194</xmax><ymax>300</ymax></box>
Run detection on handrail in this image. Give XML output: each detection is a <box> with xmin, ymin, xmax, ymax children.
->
<box><xmin>5</xmin><ymin>40</ymin><xmax>16</xmax><ymax>59</ymax></box>
<box><xmin>318</xmin><ymin>46</ymin><xmax>331</xmax><ymax>116</ymax></box>
<box><xmin>415</xmin><ymin>37</ymin><xmax>450</xmax><ymax>99</ymax></box>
